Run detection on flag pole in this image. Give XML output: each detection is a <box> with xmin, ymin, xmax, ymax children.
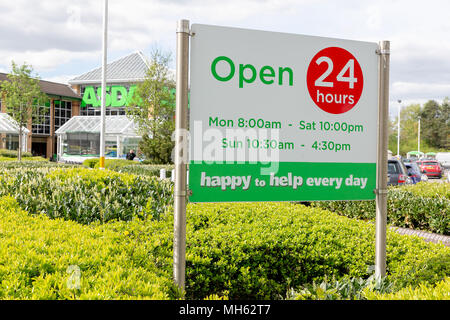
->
<box><xmin>100</xmin><ymin>0</ymin><xmax>108</xmax><ymax>170</ymax></box>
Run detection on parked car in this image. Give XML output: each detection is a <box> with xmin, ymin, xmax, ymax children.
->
<box><xmin>388</xmin><ymin>159</ymin><xmax>411</xmax><ymax>186</ymax></box>
<box><xmin>405</xmin><ymin>162</ymin><xmax>422</xmax><ymax>184</ymax></box>
<box><xmin>416</xmin><ymin>160</ymin><xmax>443</xmax><ymax>179</ymax></box>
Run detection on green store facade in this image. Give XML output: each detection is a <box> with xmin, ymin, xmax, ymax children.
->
<box><xmin>0</xmin><ymin>51</ymin><xmax>149</xmax><ymax>162</ymax></box>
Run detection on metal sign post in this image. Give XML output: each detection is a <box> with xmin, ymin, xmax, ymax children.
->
<box><xmin>173</xmin><ymin>19</ymin><xmax>190</xmax><ymax>292</ymax></box>
<box><xmin>375</xmin><ymin>41</ymin><xmax>390</xmax><ymax>278</ymax></box>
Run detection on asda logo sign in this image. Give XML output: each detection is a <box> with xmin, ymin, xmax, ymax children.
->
<box><xmin>81</xmin><ymin>85</ymin><xmax>137</xmax><ymax>108</ymax></box>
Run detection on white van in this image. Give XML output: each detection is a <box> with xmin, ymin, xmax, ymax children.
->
<box><xmin>436</xmin><ymin>152</ymin><xmax>450</xmax><ymax>169</ymax></box>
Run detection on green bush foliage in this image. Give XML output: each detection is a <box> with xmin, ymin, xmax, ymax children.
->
<box><xmin>0</xmin><ymin>193</ymin><xmax>448</xmax><ymax>300</ymax></box>
<box><xmin>82</xmin><ymin>158</ymin><xmax>99</xmax><ymax>168</ymax></box>
<box><xmin>116</xmin><ymin>164</ymin><xmax>174</xmax><ymax>178</ymax></box>
<box><xmin>182</xmin><ymin>203</ymin><xmax>450</xmax><ymax>299</ymax></box>
<box><xmin>0</xmin><ymin>149</ymin><xmax>33</xmax><ymax>158</ymax></box>
<box><xmin>82</xmin><ymin>158</ymin><xmax>174</xmax><ymax>178</ymax></box>
<box><xmin>313</xmin><ymin>183</ymin><xmax>450</xmax><ymax>235</ymax></box>
<box><xmin>93</xmin><ymin>159</ymin><xmax>137</xmax><ymax>170</ymax></box>
<box><xmin>403</xmin><ymin>182</ymin><xmax>450</xmax><ymax>200</ymax></box>
<box><xmin>0</xmin><ymin>156</ymin><xmax>47</xmax><ymax>162</ymax></box>
<box><xmin>0</xmin><ymin>196</ymin><xmax>177</xmax><ymax>300</ymax></box>
<box><xmin>365</xmin><ymin>277</ymin><xmax>450</xmax><ymax>300</ymax></box>
<box><xmin>0</xmin><ymin>161</ymin><xmax>74</xmax><ymax>169</ymax></box>
<box><xmin>82</xmin><ymin>159</ymin><xmax>134</xmax><ymax>169</ymax></box>
<box><xmin>0</xmin><ymin>167</ymin><xmax>173</xmax><ymax>223</ymax></box>
<box><xmin>287</xmin><ymin>275</ymin><xmax>393</xmax><ymax>300</ymax></box>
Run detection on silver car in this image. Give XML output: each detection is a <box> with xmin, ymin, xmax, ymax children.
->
<box><xmin>388</xmin><ymin>159</ymin><xmax>411</xmax><ymax>186</ymax></box>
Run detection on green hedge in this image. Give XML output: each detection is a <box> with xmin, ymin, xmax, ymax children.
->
<box><xmin>0</xmin><ymin>156</ymin><xmax>48</xmax><ymax>162</ymax></box>
<box><xmin>0</xmin><ymin>196</ymin><xmax>176</xmax><ymax>300</ymax></box>
<box><xmin>116</xmin><ymin>164</ymin><xmax>174</xmax><ymax>178</ymax></box>
<box><xmin>0</xmin><ymin>161</ymin><xmax>75</xmax><ymax>169</ymax></box>
<box><xmin>0</xmin><ymin>149</ymin><xmax>33</xmax><ymax>158</ymax></box>
<box><xmin>181</xmin><ymin>203</ymin><xmax>450</xmax><ymax>299</ymax></box>
<box><xmin>82</xmin><ymin>158</ymin><xmax>100</xmax><ymax>168</ymax></box>
<box><xmin>365</xmin><ymin>277</ymin><xmax>450</xmax><ymax>300</ymax></box>
<box><xmin>403</xmin><ymin>182</ymin><xmax>450</xmax><ymax>200</ymax></box>
<box><xmin>82</xmin><ymin>159</ymin><xmax>142</xmax><ymax>169</ymax></box>
<box><xmin>287</xmin><ymin>275</ymin><xmax>393</xmax><ymax>300</ymax></box>
<box><xmin>0</xmin><ymin>196</ymin><xmax>448</xmax><ymax>300</ymax></box>
<box><xmin>82</xmin><ymin>159</ymin><xmax>174</xmax><ymax>178</ymax></box>
<box><xmin>313</xmin><ymin>184</ymin><xmax>450</xmax><ymax>235</ymax></box>
<box><xmin>0</xmin><ymin>167</ymin><xmax>173</xmax><ymax>224</ymax></box>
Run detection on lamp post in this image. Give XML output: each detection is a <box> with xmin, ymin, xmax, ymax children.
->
<box><xmin>418</xmin><ymin>116</ymin><xmax>421</xmax><ymax>154</ymax></box>
<box><xmin>397</xmin><ymin>100</ymin><xmax>402</xmax><ymax>156</ymax></box>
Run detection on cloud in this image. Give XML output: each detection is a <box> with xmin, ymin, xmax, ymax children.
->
<box><xmin>0</xmin><ymin>0</ymin><xmax>450</xmax><ymax>107</ymax></box>
<box><xmin>43</xmin><ymin>74</ymin><xmax>79</xmax><ymax>85</ymax></box>
<box><xmin>365</xmin><ymin>5</ymin><xmax>382</xmax><ymax>30</ymax></box>
<box><xmin>0</xmin><ymin>49</ymin><xmax>100</xmax><ymax>72</ymax></box>
<box><xmin>392</xmin><ymin>81</ymin><xmax>450</xmax><ymax>100</ymax></box>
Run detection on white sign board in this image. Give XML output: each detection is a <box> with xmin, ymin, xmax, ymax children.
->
<box><xmin>189</xmin><ymin>24</ymin><xmax>379</xmax><ymax>202</ymax></box>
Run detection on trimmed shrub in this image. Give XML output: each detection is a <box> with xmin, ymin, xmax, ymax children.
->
<box><xmin>364</xmin><ymin>277</ymin><xmax>450</xmax><ymax>300</ymax></box>
<box><xmin>0</xmin><ymin>196</ymin><xmax>448</xmax><ymax>300</ymax></box>
<box><xmin>0</xmin><ymin>196</ymin><xmax>177</xmax><ymax>300</ymax></box>
<box><xmin>287</xmin><ymin>275</ymin><xmax>393</xmax><ymax>300</ymax></box>
<box><xmin>116</xmin><ymin>164</ymin><xmax>174</xmax><ymax>178</ymax></box>
<box><xmin>313</xmin><ymin>184</ymin><xmax>450</xmax><ymax>235</ymax></box>
<box><xmin>0</xmin><ymin>167</ymin><xmax>173</xmax><ymax>223</ymax></box>
<box><xmin>182</xmin><ymin>203</ymin><xmax>450</xmax><ymax>299</ymax></box>
<box><xmin>403</xmin><ymin>182</ymin><xmax>450</xmax><ymax>200</ymax></box>
<box><xmin>82</xmin><ymin>158</ymin><xmax>99</xmax><ymax>168</ymax></box>
<box><xmin>0</xmin><ymin>149</ymin><xmax>33</xmax><ymax>158</ymax></box>
<box><xmin>82</xmin><ymin>159</ymin><xmax>135</xmax><ymax>169</ymax></box>
<box><xmin>0</xmin><ymin>156</ymin><xmax>47</xmax><ymax>162</ymax></box>
<box><xmin>82</xmin><ymin>158</ymin><xmax>174</xmax><ymax>178</ymax></box>
<box><xmin>0</xmin><ymin>161</ymin><xmax>76</xmax><ymax>169</ymax></box>
<box><xmin>93</xmin><ymin>159</ymin><xmax>137</xmax><ymax>170</ymax></box>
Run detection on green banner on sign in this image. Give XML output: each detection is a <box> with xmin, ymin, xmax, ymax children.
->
<box><xmin>189</xmin><ymin>162</ymin><xmax>376</xmax><ymax>203</ymax></box>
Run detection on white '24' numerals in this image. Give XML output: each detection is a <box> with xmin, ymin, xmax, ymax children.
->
<box><xmin>315</xmin><ymin>57</ymin><xmax>357</xmax><ymax>89</ymax></box>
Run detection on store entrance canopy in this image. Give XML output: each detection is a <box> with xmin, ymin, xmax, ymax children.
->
<box><xmin>0</xmin><ymin>113</ymin><xmax>30</xmax><ymax>135</ymax></box>
<box><xmin>55</xmin><ymin>116</ymin><xmax>141</xmax><ymax>137</ymax></box>
<box><xmin>55</xmin><ymin>116</ymin><xmax>143</xmax><ymax>163</ymax></box>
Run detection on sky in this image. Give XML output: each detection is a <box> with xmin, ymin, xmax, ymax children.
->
<box><xmin>1</xmin><ymin>0</ymin><xmax>450</xmax><ymax>117</ymax></box>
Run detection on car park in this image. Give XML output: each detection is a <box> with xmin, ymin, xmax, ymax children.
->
<box><xmin>416</xmin><ymin>160</ymin><xmax>443</xmax><ymax>179</ymax></box>
<box><xmin>388</xmin><ymin>159</ymin><xmax>411</xmax><ymax>186</ymax></box>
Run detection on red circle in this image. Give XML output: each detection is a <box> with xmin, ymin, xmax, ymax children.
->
<box><xmin>307</xmin><ymin>47</ymin><xmax>364</xmax><ymax>114</ymax></box>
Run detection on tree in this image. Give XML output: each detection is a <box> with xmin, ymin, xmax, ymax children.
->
<box><xmin>441</xmin><ymin>99</ymin><xmax>450</xmax><ymax>149</ymax></box>
<box><xmin>389</xmin><ymin>103</ymin><xmax>422</xmax><ymax>155</ymax></box>
<box><xmin>420</xmin><ymin>99</ymin><xmax>449</xmax><ymax>150</ymax></box>
<box><xmin>126</xmin><ymin>49</ymin><xmax>176</xmax><ymax>164</ymax></box>
<box><xmin>0</xmin><ymin>62</ymin><xmax>48</xmax><ymax>161</ymax></box>
<box><xmin>389</xmin><ymin>100</ymin><xmax>449</xmax><ymax>156</ymax></box>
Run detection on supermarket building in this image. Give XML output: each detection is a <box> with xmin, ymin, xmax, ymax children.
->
<box><xmin>0</xmin><ymin>52</ymin><xmax>149</xmax><ymax>160</ymax></box>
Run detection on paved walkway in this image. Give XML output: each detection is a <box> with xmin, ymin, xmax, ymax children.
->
<box><xmin>391</xmin><ymin>226</ymin><xmax>450</xmax><ymax>247</ymax></box>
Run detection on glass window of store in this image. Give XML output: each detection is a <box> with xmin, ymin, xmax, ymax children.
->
<box><xmin>65</xmin><ymin>132</ymin><xmax>100</xmax><ymax>156</ymax></box>
<box><xmin>55</xmin><ymin>100</ymin><xmax>72</xmax><ymax>131</ymax></box>
<box><xmin>32</xmin><ymin>102</ymin><xmax>50</xmax><ymax>135</ymax></box>
<box><xmin>5</xmin><ymin>134</ymin><xmax>19</xmax><ymax>151</ymax></box>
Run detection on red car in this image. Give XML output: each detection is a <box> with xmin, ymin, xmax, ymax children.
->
<box><xmin>416</xmin><ymin>160</ymin><xmax>442</xmax><ymax>179</ymax></box>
